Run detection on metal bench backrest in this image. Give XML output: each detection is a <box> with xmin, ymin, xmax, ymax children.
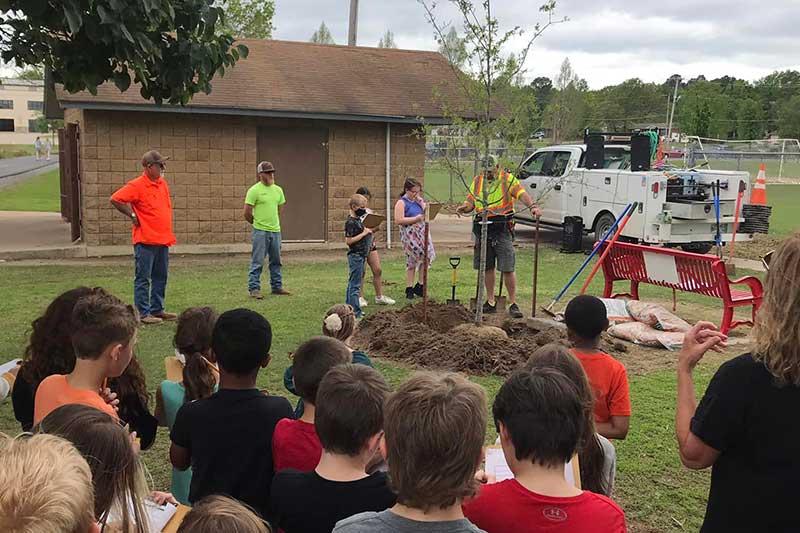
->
<box><xmin>600</xmin><ymin>241</ymin><xmax>730</xmax><ymax>299</ymax></box>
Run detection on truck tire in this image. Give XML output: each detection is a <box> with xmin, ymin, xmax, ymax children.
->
<box><xmin>594</xmin><ymin>212</ymin><xmax>616</xmax><ymax>240</ymax></box>
<box><xmin>680</xmin><ymin>242</ymin><xmax>714</xmax><ymax>255</ymax></box>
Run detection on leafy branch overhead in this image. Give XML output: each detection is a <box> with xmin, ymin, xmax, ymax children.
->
<box><xmin>1</xmin><ymin>0</ymin><xmax>251</xmax><ymax>105</ymax></box>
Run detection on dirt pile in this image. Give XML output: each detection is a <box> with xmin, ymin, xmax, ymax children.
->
<box><xmin>354</xmin><ymin>302</ymin><xmax>627</xmax><ymax>377</ymax></box>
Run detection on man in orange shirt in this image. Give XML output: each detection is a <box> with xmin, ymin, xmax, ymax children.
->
<box><xmin>111</xmin><ymin>150</ymin><xmax>177</xmax><ymax>324</ymax></box>
<box><xmin>565</xmin><ymin>295</ymin><xmax>631</xmax><ymax>440</ymax></box>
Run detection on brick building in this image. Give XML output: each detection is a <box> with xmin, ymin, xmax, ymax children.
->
<box><xmin>54</xmin><ymin>40</ymin><xmax>463</xmax><ymax>248</ymax></box>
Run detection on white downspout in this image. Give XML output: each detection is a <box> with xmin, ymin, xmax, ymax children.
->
<box><xmin>385</xmin><ymin>122</ymin><xmax>392</xmax><ymax>249</ymax></box>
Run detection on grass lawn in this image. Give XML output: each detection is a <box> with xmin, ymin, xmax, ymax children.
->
<box><xmin>0</xmin><ymin>168</ymin><xmax>60</xmax><ymax>212</ymax></box>
<box><xmin>704</xmin><ymin>157</ymin><xmax>800</xmax><ymax>180</ymax></box>
<box><xmin>760</xmin><ymin>184</ymin><xmax>800</xmax><ymax>236</ymax></box>
<box><xmin>0</xmin><ymin>144</ymin><xmax>37</xmax><ymax>159</ymax></box>
<box><xmin>0</xmin><ymin>247</ymin><xmax>758</xmax><ymax>531</ymax></box>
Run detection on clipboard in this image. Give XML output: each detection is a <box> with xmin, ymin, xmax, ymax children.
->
<box><xmin>362</xmin><ymin>213</ymin><xmax>386</xmax><ymax>229</ymax></box>
<box><xmin>165</xmin><ymin>356</ymin><xmax>184</xmax><ymax>382</ymax></box>
<box><xmin>426</xmin><ymin>202</ymin><xmax>443</xmax><ymax>221</ymax></box>
<box><xmin>162</xmin><ymin>504</ymin><xmax>191</xmax><ymax>533</ymax></box>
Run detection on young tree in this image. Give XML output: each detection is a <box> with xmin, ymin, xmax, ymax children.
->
<box><xmin>218</xmin><ymin>0</ymin><xmax>275</xmax><ymax>39</ymax></box>
<box><xmin>378</xmin><ymin>30</ymin><xmax>397</xmax><ymax>48</ymax></box>
<box><xmin>1</xmin><ymin>0</ymin><xmax>249</xmax><ymax>105</ymax></box>
<box><xmin>310</xmin><ymin>22</ymin><xmax>336</xmax><ymax>44</ymax></box>
<box><xmin>420</xmin><ymin>0</ymin><xmax>565</xmax><ymax>322</ymax></box>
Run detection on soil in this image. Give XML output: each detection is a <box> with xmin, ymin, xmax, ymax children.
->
<box><xmin>353</xmin><ymin>301</ymin><xmax>628</xmax><ymax>377</ymax></box>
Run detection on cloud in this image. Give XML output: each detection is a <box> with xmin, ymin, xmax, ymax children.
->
<box><xmin>271</xmin><ymin>0</ymin><xmax>800</xmax><ymax>88</ymax></box>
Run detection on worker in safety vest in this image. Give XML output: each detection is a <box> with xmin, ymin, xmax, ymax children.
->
<box><xmin>456</xmin><ymin>155</ymin><xmax>541</xmax><ymax>319</ymax></box>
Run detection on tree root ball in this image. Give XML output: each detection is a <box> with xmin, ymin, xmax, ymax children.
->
<box><xmin>450</xmin><ymin>323</ymin><xmax>508</xmax><ymax>341</ymax></box>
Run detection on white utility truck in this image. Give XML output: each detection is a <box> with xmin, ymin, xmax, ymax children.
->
<box><xmin>513</xmin><ymin>143</ymin><xmax>756</xmax><ymax>254</ymax></box>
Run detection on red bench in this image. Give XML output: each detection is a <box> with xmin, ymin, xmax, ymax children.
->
<box><xmin>598</xmin><ymin>241</ymin><xmax>763</xmax><ymax>334</ymax></box>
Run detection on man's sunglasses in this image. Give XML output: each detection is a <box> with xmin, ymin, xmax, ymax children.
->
<box><xmin>148</xmin><ymin>162</ymin><xmax>166</xmax><ymax>170</ymax></box>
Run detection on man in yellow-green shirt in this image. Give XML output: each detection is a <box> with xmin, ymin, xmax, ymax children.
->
<box><xmin>244</xmin><ymin>161</ymin><xmax>290</xmax><ymax>298</ymax></box>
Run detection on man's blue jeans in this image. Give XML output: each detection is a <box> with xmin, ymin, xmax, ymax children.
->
<box><xmin>134</xmin><ymin>244</ymin><xmax>169</xmax><ymax>317</ymax></box>
<box><xmin>346</xmin><ymin>253</ymin><xmax>367</xmax><ymax>317</ymax></box>
<box><xmin>249</xmin><ymin>229</ymin><xmax>283</xmax><ymax>292</ymax></box>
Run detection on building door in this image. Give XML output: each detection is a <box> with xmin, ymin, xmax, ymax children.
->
<box><xmin>58</xmin><ymin>123</ymin><xmax>81</xmax><ymax>242</ymax></box>
<box><xmin>257</xmin><ymin>127</ymin><xmax>328</xmax><ymax>241</ymax></box>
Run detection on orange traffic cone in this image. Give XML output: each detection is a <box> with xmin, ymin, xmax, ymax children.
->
<box><xmin>750</xmin><ymin>163</ymin><xmax>768</xmax><ymax>205</ymax></box>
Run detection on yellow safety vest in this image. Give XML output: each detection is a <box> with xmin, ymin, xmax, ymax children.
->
<box><xmin>468</xmin><ymin>171</ymin><xmax>524</xmax><ymax>217</ymax></box>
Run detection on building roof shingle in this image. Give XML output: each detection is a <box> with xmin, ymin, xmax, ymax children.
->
<box><xmin>56</xmin><ymin>39</ymin><xmax>467</xmax><ymax>123</ymax></box>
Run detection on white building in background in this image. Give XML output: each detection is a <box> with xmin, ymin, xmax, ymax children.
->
<box><xmin>0</xmin><ymin>78</ymin><xmax>47</xmax><ymax>144</ymax></box>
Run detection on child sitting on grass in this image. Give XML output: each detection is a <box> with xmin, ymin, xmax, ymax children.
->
<box><xmin>334</xmin><ymin>372</ymin><xmax>487</xmax><ymax>533</ymax></box>
<box><xmin>462</xmin><ymin>366</ymin><xmax>626</xmax><ymax>532</ymax></box>
<box><xmin>273</xmin><ymin>336</ymin><xmax>351</xmax><ymax>472</ymax></box>
<box><xmin>170</xmin><ymin>308</ymin><xmax>293</xmax><ymax>521</ymax></box>
<box><xmin>156</xmin><ymin>307</ymin><xmax>219</xmax><ymax>505</ymax></box>
<box><xmin>284</xmin><ymin>304</ymin><xmax>374</xmax><ymax>417</ymax></box>
<box><xmin>345</xmin><ymin>193</ymin><xmax>374</xmax><ymax>319</ymax></box>
<box><xmin>271</xmin><ymin>364</ymin><xmax>396</xmax><ymax>533</ymax></box>
<box><xmin>178</xmin><ymin>495</ymin><xmax>271</xmax><ymax>533</ymax></box>
<box><xmin>34</xmin><ymin>290</ymin><xmax>138</xmax><ymax>424</ymax></box>
<box><xmin>565</xmin><ymin>295</ymin><xmax>631</xmax><ymax>440</ymax></box>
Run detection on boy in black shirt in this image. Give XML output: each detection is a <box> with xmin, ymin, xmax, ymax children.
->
<box><xmin>270</xmin><ymin>364</ymin><xmax>396</xmax><ymax>533</ymax></box>
<box><xmin>170</xmin><ymin>308</ymin><xmax>292</xmax><ymax>521</ymax></box>
<box><xmin>344</xmin><ymin>194</ymin><xmax>373</xmax><ymax>318</ymax></box>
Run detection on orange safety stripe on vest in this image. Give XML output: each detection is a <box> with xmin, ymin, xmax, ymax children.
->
<box><xmin>472</xmin><ymin>170</ymin><xmax>515</xmax><ymax>216</ymax></box>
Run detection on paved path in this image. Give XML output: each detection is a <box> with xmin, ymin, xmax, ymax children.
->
<box><xmin>0</xmin><ymin>211</ymin><xmax>71</xmax><ymax>252</ymax></box>
<box><xmin>0</xmin><ymin>155</ymin><xmax>57</xmax><ymax>181</ymax></box>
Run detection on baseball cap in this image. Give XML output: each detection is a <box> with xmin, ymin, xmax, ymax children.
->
<box><xmin>481</xmin><ymin>154</ymin><xmax>499</xmax><ymax>170</ymax></box>
<box><xmin>257</xmin><ymin>161</ymin><xmax>276</xmax><ymax>174</ymax></box>
<box><xmin>142</xmin><ymin>150</ymin><xmax>169</xmax><ymax>166</ymax></box>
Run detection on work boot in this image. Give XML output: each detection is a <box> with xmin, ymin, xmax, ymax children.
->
<box><xmin>272</xmin><ymin>288</ymin><xmax>291</xmax><ymax>296</ymax></box>
<box><xmin>483</xmin><ymin>301</ymin><xmax>497</xmax><ymax>314</ymax></box>
<box><xmin>249</xmin><ymin>289</ymin><xmax>264</xmax><ymax>300</ymax></box>
<box><xmin>413</xmin><ymin>283</ymin><xmax>424</xmax><ymax>297</ymax></box>
<box><xmin>140</xmin><ymin>315</ymin><xmax>163</xmax><ymax>325</ymax></box>
<box><xmin>508</xmin><ymin>303</ymin><xmax>524</xmax><ymax>319</ymax></box>
<box><xmin>406</xmin><ymin>287</ymin><xmax>415</xmax><ymax>300</ymax></box>
<box><xmin>152</xmin><ymin>311</ymin><xmax>177</xmax><ymax>321</ymax></box>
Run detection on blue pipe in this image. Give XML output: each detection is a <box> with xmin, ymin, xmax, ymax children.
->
<box><xmin>547</xmin><ymin>202</ymin><xmax>634</xmax><ymax>309</ymax></box>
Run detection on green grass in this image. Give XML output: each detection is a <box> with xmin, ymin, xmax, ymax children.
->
<box><xmin>703</xmin><ymin>158</ymin><xmax>800</xmax><ymax>180</ymax></box>
<box><xmin>0</xmin><ymin>247</ymin><xmax>752</xmax><ymax>530</ymax></box>
<box><xmin>0</xmin><ymin>168</ymin><xmax>60</xmax><ymax>212</ymax></box>
<box><xmin>764</xmin><ymin>184</ymin><xmax>800</xmax><ymax>236</ymax></box>
<box><xmin>0</xmin><ymin>144</ymin><xmax>37</xmax><ymax>159</ymax></box>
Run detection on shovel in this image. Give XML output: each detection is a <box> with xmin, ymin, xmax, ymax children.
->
<box><xmin>495</xmin><ymin>274</ymin><xmax>507</xmax><ymax>312</ymax></box>
<box><xmin>447</xmin><ymin>257</ymin><xmax>461</xmax><ymax>305</ymax></box>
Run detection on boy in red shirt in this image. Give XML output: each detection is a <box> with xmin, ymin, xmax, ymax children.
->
<box><xmin>565</xmin><ymin>295</ymin><xmax>631</xmax><ymax>440</ymax></box>
<box><xmin>272</xmin><ymin>336</ymin><xmax>351</xmax><ymax>472</ymax></box>
<box><xmin>463</xmin><ymin>366</ymin><xmax>626</xmax><ymax>533</ymax></box>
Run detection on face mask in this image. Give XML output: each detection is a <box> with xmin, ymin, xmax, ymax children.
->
<box><xmin>355</xmin><ymin>208</ymin><xmax>367</xmax><ymax>217</ymax></box>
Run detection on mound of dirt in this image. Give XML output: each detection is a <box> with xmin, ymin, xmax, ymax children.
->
<box><xmin>353</xmin><ymin>302</ymin><xmax>627</xmax><ymax>377</ymax></box>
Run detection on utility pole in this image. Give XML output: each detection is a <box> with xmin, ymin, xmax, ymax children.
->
<box><xmin>348</xmin><ymin>0</ymin><xmax>359</xmax><ymax>46</ymax></box>
<box><xmin>666</xmin><ymin>76</ymin><xmax>680</xmax><ymax>144</ymax></box>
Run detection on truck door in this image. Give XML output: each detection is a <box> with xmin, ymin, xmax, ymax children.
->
<box><xmin>517</xmin><ymin>150</ymin><xmax>573</xmax><ymax>224</ymax></box>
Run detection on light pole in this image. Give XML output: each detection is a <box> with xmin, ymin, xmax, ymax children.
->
<box><xmin>666</xmin><ymin>76</ymin><xmax>681</xmax><ymax>144</ymax></box>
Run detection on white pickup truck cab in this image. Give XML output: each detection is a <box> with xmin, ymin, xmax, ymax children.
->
<box><xmin>513</xmin><ymin>144</ymin><xmax>755</xmax><ymax>254</ymax></box>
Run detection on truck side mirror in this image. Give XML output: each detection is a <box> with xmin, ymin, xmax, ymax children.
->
<box><xmin>518</xmin><ymin>169</ymin><xmax>531</xmax><ymax>179</ymax></box>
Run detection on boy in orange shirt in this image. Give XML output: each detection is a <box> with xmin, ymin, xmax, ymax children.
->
<box><xmin>34</xmin><ymin>290</ymin><xmax>138</xmax><ymax>424</ymax></box>
<box><xmin>565</xmin><ymin>295</ymin><xmax>630</xmax><ymax>440</ymax></box>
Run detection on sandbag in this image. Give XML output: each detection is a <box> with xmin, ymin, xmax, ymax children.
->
<box><xmin>608</xmin><ymin>321</ymin><xmax>684</xmax><ymax>350</ymax></box>
<box><xmin>626</xmin><ymin>301</ymin><xmax>691</xmax><ymax>332</ymax></box>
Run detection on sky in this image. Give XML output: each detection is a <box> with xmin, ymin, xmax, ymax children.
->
<box><xmin>271</xmin><ymin>0</ymin><xmax>800</xmax><ymax>89</ymax></box>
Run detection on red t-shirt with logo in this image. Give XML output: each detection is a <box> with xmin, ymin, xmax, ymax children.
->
<box><xmin>272</xmin><ymin>418</ymin><xmax>322</xmax><ymax>472</ymax></box>
<box><xmin>463</xmin><ymin>479</ymin><xmax>626</xmax><ymax>533</ymax></box>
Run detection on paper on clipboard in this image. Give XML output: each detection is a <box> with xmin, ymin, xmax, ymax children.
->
<box><xmin>145</xmin><ymin>501</ymin><xmax>178</xmax><ymax>532</ymax></box>
<box><xmin>362</xmin><ymin>213</ymin><xmax>386</xmax><ymax>229</ymax></box>
<box><xmin>0</xmin><ymin>359</ymin><xmax>21</xmax><ymax>375</ymax></box>
<box><xmin>485</xmin><ymin>446</ymin><xmax>580</xmax><ymax>488</ymax></box>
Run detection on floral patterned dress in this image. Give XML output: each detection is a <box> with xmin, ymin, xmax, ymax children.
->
<box><xmin>398</xmin><ymin>195</ymin><xmax>435</xmax><ymax>269</ymax></box>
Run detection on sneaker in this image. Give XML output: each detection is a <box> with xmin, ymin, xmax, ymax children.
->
<box><xmin>359</xmin><ymin>296</ymin><xmax>369</xmax><ymax>308</ymax></box>
<box><xmin>483</xmin><ymin>301</ymin><xmax>497</xmax><ymax>314</ymax></box>
<box><xmin>140</xmin><ymin>315</ymin><xmax>163</xmax><ymax>325</ymax></box>
<box><xmin>406</xmin><ymin>287</ymin><xmax>415</xmax><ymax>300</ymax></box>
<box><xmin>508</xmin><ymin>303</ymin><xmax>524</xmax><ymax>319</ymax></box>
<box><xmin>413</xmin><ymin>283</ymin><xmax>424</xmax><ymax>297</ymax></box>
<box><xmin>152</xmin><ymin>311</ymin><xmax>177</xmax><ymax>321</ymax></box>
<box><xmin>249</xmin><ymin>289</ymin><xmax>264</xmax><ymax>300</ymax></box>
<box><xmin>272</xmin><ymin>288</ymin><xmax>291</xmax><ymax>296</ymax></box>
<box><xmin>375</xmin><ymin>295</ymin><xmax>396</xmax><ymax>305</ymax></box>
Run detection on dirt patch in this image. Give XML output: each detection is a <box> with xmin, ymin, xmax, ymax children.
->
<box><xmin>732</xmin><ymin>234</ymin><xmax>781</xmax><ymax>262</ymax></box>
<box><xmin>354</xmin><ymin>302</ymin><xmax>627</xmax><ymax>377</ymax></box>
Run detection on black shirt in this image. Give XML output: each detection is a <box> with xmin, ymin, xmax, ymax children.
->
<box><xmin>691</xmin><ymin>353</ymin><xmax>800</xmax><ymax>532</ymax></box>
<box><xmin>270</xmin><ymin>470</ymin><xmax>396</xmax><ymax>533</ymax></box>
<box><xmin>345</xmin><ymin>216</ymin><xmax>372</xmax><ymax>257</ymax></box>
<box><xmin>171</xmin><ymin>388</ymin><xmax>292</xmax><ymax>520</ymax></box>
<box><xmin>11</xmin><ymin>373</ymin><xmax>35</xmax><ymax>431</ymax></box>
